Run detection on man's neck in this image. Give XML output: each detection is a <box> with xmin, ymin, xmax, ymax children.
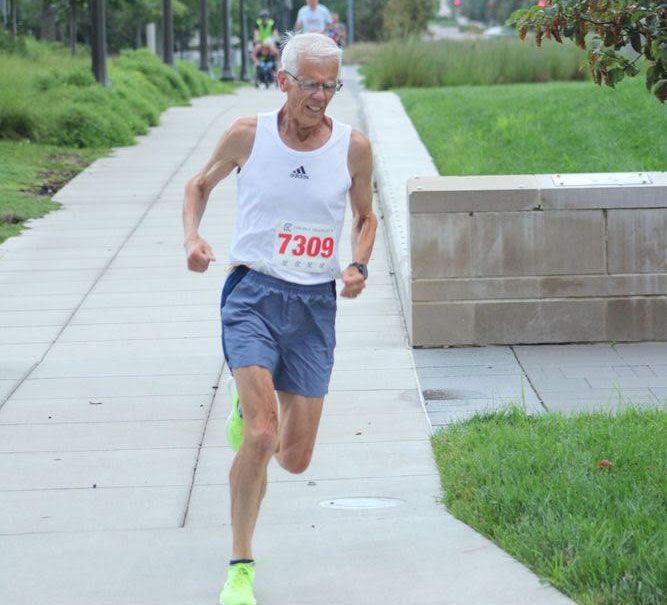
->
<box><xmin>278</xmin><ymin>106</ymin><xmax>331</xmax><ymax>147</ymax></box>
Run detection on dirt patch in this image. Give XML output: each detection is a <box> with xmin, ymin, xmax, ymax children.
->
<box><xmin>0</xmin><ymin>212</ymin><xmax>24</xmax><ymax>224</ymax></box>
<box><xmin>23</xmin><ymin>168</ymin><xmax>79</xmax><ymax>197</ymax></box>
<box><xmin>48</xmin><ymin>152</ymin><xmax>90</xmax><ymax>168</ymax></box>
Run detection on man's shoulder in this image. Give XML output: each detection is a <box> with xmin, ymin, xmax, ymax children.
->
<box><xmin>348</xmin><ymin>128</ymin><xmax>371</xmax><ymax>156</ymax></box>
<box><xmin>347</xmin><ymin>128</ymin><xmax>372</xmax><ymax>176</ymax></box>
<box><xmin>228</xmin><ymin>116</ymin><xmax>258</xmax><ymax>139</ymax></box>
<box><xmin>222</xmin><ymin>116</ymin><xmax>258</xmax><ymax>156</ymax></box>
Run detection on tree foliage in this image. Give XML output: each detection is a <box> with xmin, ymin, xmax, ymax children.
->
<box><xmin>382</xmin><ymin>0</ymin><xmax>437</xmax><ymax>39</ymax></box>
<box><xmin>508</xmin><ymin>1</ymin><xmax>667</xmax><ymax>102</ymax></box>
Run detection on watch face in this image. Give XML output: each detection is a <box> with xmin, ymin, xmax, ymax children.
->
<box><xmin>352</xmin><ymin>262</ymin><xmax>368</xmax><ymax>279</ymax></box>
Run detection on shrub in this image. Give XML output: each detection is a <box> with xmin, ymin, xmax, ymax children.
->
<box><xmin>382</xmin><ymin>0</ymin><xmax>436</xmax><ymax>39</ymax></box>
<box><xmin>0</xmin><ymin>106</ymin><xmax>38</xmax><ymax>140</ymax></box>
<box><xmin>176</xmin><ymin>60</ymin><xmax>208</xmax><ymax>97</ymax></box>
<box><xmin>49</xmin><ymin>103</ymin><xmax>135</xmax><ymax>148</ymax></box>
<box><xmin>116</xmin><ymin>48</ymin><xmax>191</xmax><ymax>104</ymax></box>
<box><xmin>363</xmin><ymin>36</ymin><xmax>589</xmax><ymax>90</ymax></box>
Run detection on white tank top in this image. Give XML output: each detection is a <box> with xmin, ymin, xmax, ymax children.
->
<box><xmin>230</xmin><ymin>110</ymin><xmax>352</xmax><ymax>285</ymax></box>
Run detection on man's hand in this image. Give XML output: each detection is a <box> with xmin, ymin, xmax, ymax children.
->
<box><xmin>185</xmin><ymin>236</ymin><xmax>216</xmax><ymax>273</ymax></box>
<box><xmin>340</xmin><ymin>265</ymin><xmax>366</xmax><ymax>298</ymax></box>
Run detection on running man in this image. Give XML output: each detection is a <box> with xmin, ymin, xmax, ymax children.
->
<box><xmin>295</xmin><ymin>0</ymin><xmax>333</xmax><ymax>34</ymax></box>
<box><xmin>182</xmin><ymin>32</ymin><xmax>376</xmax><ymax>605</ymax></box>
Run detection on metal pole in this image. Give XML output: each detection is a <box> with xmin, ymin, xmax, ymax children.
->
<box><xmin>163</xmin><ymin>0</ymin><xmax>174</xmax><ymax>65</ymax></box>
<box><xmin>199</xmin><ymin>0</ymin><xmax>208</xmax><ymax>71</ymax></box>
<box><xmin>239</xmin><ymin>0</ymin><xmax>249</xmax><ymax>81</ymax></box>
<box><xmin>221</xmin><ymin>0</ymin><xmax>234</xmax><ymax>80</ymax></box>
<box><xmin>347</xmin><ymin>0</ymin><xmax>354</xmax><ymax>45</ymax></box>
<box><xmin>90</xmin><ymin>0</ymin><xmax>108</xmax><ymax>85</ymax></box>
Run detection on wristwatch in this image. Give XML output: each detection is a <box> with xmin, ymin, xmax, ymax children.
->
<box><xmin>348</xmin><ymin>261</ymin><xmax>368</xmax><ymax>280</ymax></box>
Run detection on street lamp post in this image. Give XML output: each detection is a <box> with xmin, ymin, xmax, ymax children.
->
<box><xmin>90</xmin><ymin>0</ymin><xmax>108</xmax><ymax>85</ymax></box>
<box><xmin>347</xmin><ymin>0</ymin><xmax>354</xmax><ymax>45</ymax></box>
<box><xmin>163</xmin><ymin>0</ymin><xmax>174</xmax><ymax>65</ymax></box>
<box><xmin>239</xmin><ymin>0</ymin><xmax>249</xmax><ymax>81</ymax></box>
<box><xmin>199</xmin><ymin>0</ymin><xmax>208</xmax><ymax>71</ymax></box>
<box><xmin>221</xmin><ymin>0</ymin><xmax>234</xmax><ymax>80</ymax></box>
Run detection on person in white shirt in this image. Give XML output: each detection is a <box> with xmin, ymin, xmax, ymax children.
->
<box><xmin>183</xmin><ymin>32</ymin><xmax>376</xmax><ymax>605</ymax></box>
<box><xmin>295</xmin><ymin>0</ymin><xmax>332</xmax><ymax>34</ymax></box>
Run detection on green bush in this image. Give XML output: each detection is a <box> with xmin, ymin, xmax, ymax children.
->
<box><xmin>0</xmin><ymin>37</ymin><xmax>232</xmax><ymax>150</ymax></box>
<box><xmin>176</xmin><ymin>60</ymin><xmax>208</xmax><ymax>97</ymax></box>
<box><xmin>382</xmin><ymin>0</ymin><xmax>436</xmax><ymax>39</ymax></box>
<box><xmin>116</xmin><ymin>48</ymin><xmax>191</xmax><ymax>104</ymax></box>
<box><xmin>49</xmin><ymin>103</ymin><xmax>135</xmax><ymax>148</ymax></box>
<box><xmin>0</xmin><ymin>106</ymin><xmax>38</xmax><ymax>140</ymax></box>
<box><xmin>364</xmin><ymin>36</ymin><xmax>589</xmax><ymax>90</ymax></box>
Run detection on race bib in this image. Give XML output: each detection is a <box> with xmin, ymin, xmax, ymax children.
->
<box><xmin>272</xmin><ymin>221</ymin><xmax>337</xmax><ymax>273</ymax></box>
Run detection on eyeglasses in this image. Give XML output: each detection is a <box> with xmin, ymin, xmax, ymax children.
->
<box><xmin>284</xmin><ymin>70</ymin><xmax>343</xmax><ymax>95</ymax></box>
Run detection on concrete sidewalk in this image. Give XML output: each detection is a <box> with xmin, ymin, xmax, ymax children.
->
<box><xmin>0</xmin><ymin>76</ymin><xmax>576</xmax><ymax>604</ymax></box>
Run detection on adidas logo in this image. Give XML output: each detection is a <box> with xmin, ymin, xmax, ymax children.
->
<box><xmin>290</xmin><ymin>165</ymin><xmax>309</xmax><ymax>179</ymax></box>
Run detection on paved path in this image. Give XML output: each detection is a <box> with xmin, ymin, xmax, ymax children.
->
<box><xmin>1</xmin><ymin>76</ymin><xmax>577</xmax><ymax>604</ymax></box>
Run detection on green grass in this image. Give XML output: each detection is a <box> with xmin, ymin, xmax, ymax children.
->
<box><xmin>0</xmin><ymin>38</ymin><xmax>238</xmax><ymax>243</ymax></box>
<box><xmin>432</xmin><ymin>405</ymin><xmax>666</xmax><ymax>605</ymax></box>
<box><xmin>0</xmin><ymin>141</ymin><xmax>104</xmax><ymax>244</ymax></box>
<box><xmin>363</xmin><ymin>37</ymin><xmax>589</xmax><ymax>90</ymax></box>
<box><xmin>399</xmin><ymin>76</ymin><xmax>667</xmax><ymax>175</ymax></box>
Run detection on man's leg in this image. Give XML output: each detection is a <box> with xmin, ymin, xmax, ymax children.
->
<box><xmin>229</xmin><ymin>365</ymin><xmax>279</xmax><ymax>560</ymax></box>
<box><xmin>275</xmin><ymin>392</ymin><xmax>324</xmax><ymax>474</ymax></box>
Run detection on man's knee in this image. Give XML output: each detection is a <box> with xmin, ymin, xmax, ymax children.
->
<box><xmin>246</xmin><ymin>424</ymin><xmax>279</xmax><ymax>458</ymax></box>
<box><xmin>276</xmin><ymin>447</ymin><xmax>313</xmax><ymax>474</ymax></box>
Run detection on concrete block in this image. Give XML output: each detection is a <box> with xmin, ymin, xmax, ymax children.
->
<box><xmin>411</xmin><ymin>302</ymin><xmax>475</xmax><ymax>346</ymax></box>
<box><xmin>413</xmin><ymin>276</ymin><xmax>540</xmax><ymax>302</ymax></box>
<box><xmin>606</xmin><ymin>297</ymin><xmax>667</xmax><ymax>341</ymax></box>
<box><xmin>607</xmin><ymin>209</ymin><xmax>667</xmax><ymax>273</ymax></box>
<box><xmin>536</xmin><ymin>172</ymin><xmax>667</xmax><ymax>209</ymax></box>
<box><xmin>471</xmin><ymin>211</ymin><xmax>606</xmax><ymax>277</ymax></box>
<box><xmin>408</xmin><ymin>175</ymin><xmax>539</xmax><ymax>213</ymax></box>
<box><xmin>410</xmin><ymin>213</ymin><xmax>472</xmax><ymax>278</ymax></box>
<box><xmin>474</xmin><ymin>299</ymin><xmax>605</xmax><ymax>344</ymax></box>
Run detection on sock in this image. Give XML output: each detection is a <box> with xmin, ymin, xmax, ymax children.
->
<box><xmin>230</xmin><ymin>559</ymin><xmax>254</xmax><ymax>566</ymax></box>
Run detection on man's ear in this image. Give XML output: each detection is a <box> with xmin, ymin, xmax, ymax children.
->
<box><xmin>277</xmin><ymin>70</ymin><xmax>288</xmax><ymax>92</ymax></box>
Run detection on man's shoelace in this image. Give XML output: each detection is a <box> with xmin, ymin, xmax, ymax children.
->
<box><xmin>229</xmin><ymin>566</ymin><xmax>252</xmax><ymax>589</ymax></box>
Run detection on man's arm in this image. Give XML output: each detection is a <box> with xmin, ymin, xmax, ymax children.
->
<box><xmin>182</xmin><ymin>117</ymin><xmax>255</xmax><ymax>272</ymax></box>
<box><xmin>341</xmin><ymin>129</ymin><xmax>377</xmax><ymax>298</ymax></box>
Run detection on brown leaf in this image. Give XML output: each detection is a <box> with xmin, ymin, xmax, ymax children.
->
<box><xmin>597</xmin><ymin>459</ymin><xmax>614</xmax><ymax>470</ymax></box>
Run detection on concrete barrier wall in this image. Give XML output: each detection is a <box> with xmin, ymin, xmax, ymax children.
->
<box><xmin>409</xmin><ymin>174</ymin><xmax>667</xmax><ymax>346</ymax></box>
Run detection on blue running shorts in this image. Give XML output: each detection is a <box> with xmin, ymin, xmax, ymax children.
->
<box><xmin>220</xmin><ymin>266</ymin><xmax>337</xmax><ymax>398</ymax></box>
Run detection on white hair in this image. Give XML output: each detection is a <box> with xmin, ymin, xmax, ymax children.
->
<box><xmin>280</xmin><ymin>32</ymin><xmax>342</xmax><ymax>76</ymax></box>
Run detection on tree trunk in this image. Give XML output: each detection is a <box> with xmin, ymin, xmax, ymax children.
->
<box><xmin>41</xmin><ymin>1</ymin><xmax>57</xmax><ymax>41</ymax></box>
<box><xmin>10</xmin><ymin>0</ymin><xmax>18</xmax><ymax>39</ymax></box>
<box><xmin>70</xmin><ymin>1</ymin><xmax>78</xmax><ymax>55</ymax></box>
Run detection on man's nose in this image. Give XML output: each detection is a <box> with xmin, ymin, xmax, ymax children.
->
<box><xmin>311</xmin><ymin>85</ymin><xmax>327</xmax><ymax>100</ymax></box>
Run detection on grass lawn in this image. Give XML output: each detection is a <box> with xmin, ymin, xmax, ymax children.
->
<box><xmin>0</xmin><ymin>141</ymin><xmax>104</xmax><ymax>244</ymax></box>
<box><xmin>399</xmin><ymin>76</ymin><xmax>667</xmax><ymax>175</ymax></box>
<box><xmin>432</xmin><ymin>406</ymin><xmax>666</xmax><ymax>605</ymax></box>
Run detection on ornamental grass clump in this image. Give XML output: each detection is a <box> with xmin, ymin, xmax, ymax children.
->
<box><xmin>363</xmin><ymin>36</ymin><xmax>588</xmax><ymax>90</ymax></box>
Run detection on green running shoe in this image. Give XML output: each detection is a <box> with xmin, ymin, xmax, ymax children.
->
<box><xmin>219</xmin><ymin>562</ymin><xmax>256</xmax><ymax>605</ymax></box>
<box><xmin>226</xmin><ymin>377</ymin><xmax>244</xmax><ymax>452</ymax></box>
